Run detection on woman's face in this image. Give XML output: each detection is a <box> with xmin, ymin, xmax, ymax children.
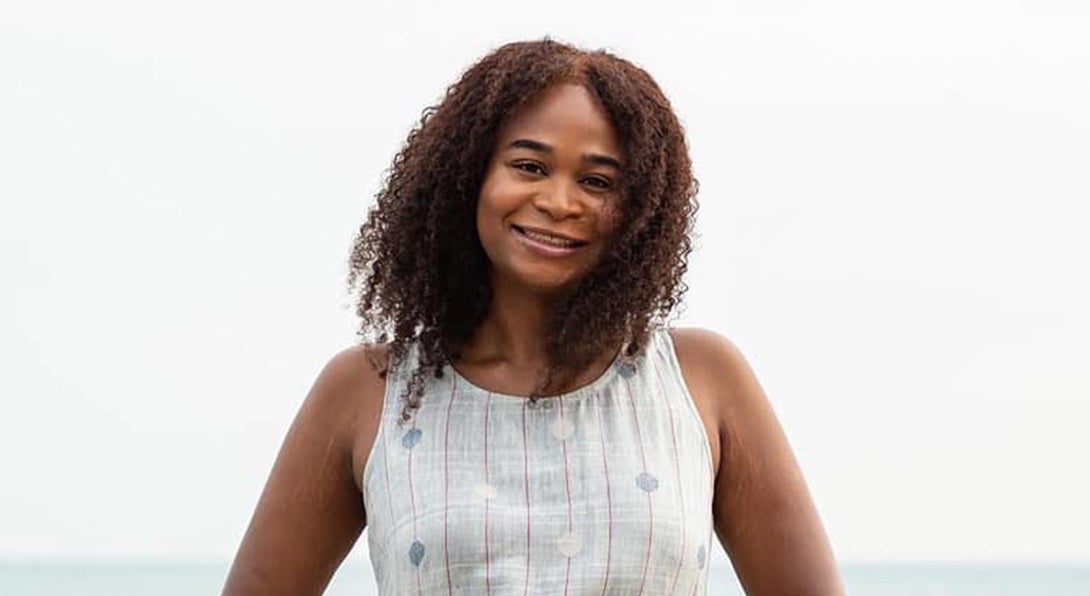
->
<box><xmin>477</xmin><ymin>82</ymin><xmax>623</xmax><ymax>296</ymax></box>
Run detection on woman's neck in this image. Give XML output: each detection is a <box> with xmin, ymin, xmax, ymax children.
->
<box><xmin>467</xmin><ymin>279</ymin><xmax>557</xmax><ymax>369</ymax></box>
<box><xmin>454</xmin><ymin>276</ymin><xmax>621</xmax><ymax>397</ymax></box>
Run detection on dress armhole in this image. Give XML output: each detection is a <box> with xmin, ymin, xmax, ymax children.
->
<box><xmin>660</xmin><ymin>327</ymin><xmax>717</xmax><ymax>487</ymax></box>
<box><xmin>360</xmin><ymin>348</ymin><xmax>396</xmax><ymax>520</ymax></box>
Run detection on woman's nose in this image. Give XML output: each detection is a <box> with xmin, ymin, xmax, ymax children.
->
<box><xmin>532</xmin><ymin>179</ymin><xmax>584</xmax><ymax>220</ymax></box>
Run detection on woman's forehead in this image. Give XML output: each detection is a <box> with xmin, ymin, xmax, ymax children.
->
<box><xmin>495</xmin><ymin>83</ymin><xmax>622</xmax><ymax>159</ymax></box>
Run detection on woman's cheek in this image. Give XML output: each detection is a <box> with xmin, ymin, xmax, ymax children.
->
<box><xmin>596</xmin><ymin>201</ymin><xmax>622</xmax><ymax>239</ymax></box>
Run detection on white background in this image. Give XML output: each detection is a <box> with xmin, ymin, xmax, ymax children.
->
<box><xmin>3</xmin><ymin>0</ymin><xmax>1088</xmax><ymax>567</ymax></box>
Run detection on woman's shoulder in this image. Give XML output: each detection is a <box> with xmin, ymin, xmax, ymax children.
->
<box><xmin>664</xmin><ymin>326</ymin><xmax>768</xmax><ymax>467</ymax></box>
<box><xmin>331</xmin><ymin>342</ymin><xmax>391</xmax><ymax>381</ymax></box>
<box><xmin>301</xmin><ymin>343</ymin><xmax>391</xmax><ymax>490</ymax></box>
<box><xmin>309</xmin><ymin>342</ymin><xmax>390</xmax><ymax>413</ymax></box>
<box><xmin>665</xmin><ymin>325</ymin><xmax>765</xmax><ymax>407</ymax></box>
<box><xmin>665</xmin><ymin>325</ymin><xmax>749</xmax><ymax>382</ymax></box>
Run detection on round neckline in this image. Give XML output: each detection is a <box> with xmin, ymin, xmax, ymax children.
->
<box><xmin>444</xmin><ymin>347</ymin><xmax>625</xmax><ymax>402</ymax></box>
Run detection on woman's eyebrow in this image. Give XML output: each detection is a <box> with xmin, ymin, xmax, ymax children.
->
<box><xmin>508</xmin><ymin>138</ymin><xmax>551</xmax><ymax>153</ymax></box>
<box><xmin>507</xmin><ymin>138</ymin><xmax>622</xmax><ymax>169</ymax></box>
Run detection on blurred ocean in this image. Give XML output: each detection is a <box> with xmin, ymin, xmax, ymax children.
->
<box><xmin>2</xmin><ymin>560</ymin><xmax>1089</xmax><ymax>595</ymax></box>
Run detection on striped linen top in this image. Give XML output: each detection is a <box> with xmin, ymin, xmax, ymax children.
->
<box><xmin>361</xmin><ymin>327</ymin><xmax>716</xmax><ymax>595</ymax></box>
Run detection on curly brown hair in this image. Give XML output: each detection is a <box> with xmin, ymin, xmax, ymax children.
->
<box><xmin>347</xmin><ymin>38</ymin><xmax>698</xmax><ymax>422</ymax></box>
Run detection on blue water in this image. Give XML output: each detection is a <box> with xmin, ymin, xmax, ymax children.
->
<box><xmin>2</xmin><ymin>560</ymin><xmax>1089</xmax><ymax>595</ymax></box>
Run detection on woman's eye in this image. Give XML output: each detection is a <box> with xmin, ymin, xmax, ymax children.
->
<box><xmin>513</xmin><ymin>162</ymin><xmax>545</xmax><ymax>175</ymax></box>
<box><xmin>582</xmin><ymin>176</ymin><xmax>612</xmax><ymax>189</ymax></box>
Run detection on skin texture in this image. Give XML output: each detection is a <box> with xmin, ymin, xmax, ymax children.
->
<box><xmin>224</xmin><ymin>42</ymin><xmax>843</xmax><ymax>596</ymax></box>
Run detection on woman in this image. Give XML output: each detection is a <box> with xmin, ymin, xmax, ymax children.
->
<box><xmin>223</xmin><ymin>39</ymin><xmax>843</xmax><ymax>596</ymax></box>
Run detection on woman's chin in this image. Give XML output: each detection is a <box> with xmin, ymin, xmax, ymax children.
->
<box><xmin>502</xmin><ymin>266</ymin><xmax>585</xmax><ymax>296</ymax></box>
<box><xmin>521</xmin><ymin>277</ymin><xmax>580</xmax><ymax>296</ymax></box>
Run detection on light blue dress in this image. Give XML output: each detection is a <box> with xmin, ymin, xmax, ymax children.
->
<box><xmin>362</xmin><ymin>327</ymin><xmax>715</xmax><ymax>595</ymax></box>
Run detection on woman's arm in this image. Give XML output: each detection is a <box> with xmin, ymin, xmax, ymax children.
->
<box><xmin>221</xmin><ymin>345</ymin><xmax>386</xmax><ymax>596</ymax></box>
<box><xmin>672</xmin><ymin>328</ymin><xmax>844</xmax><ymax>596</ymax></box>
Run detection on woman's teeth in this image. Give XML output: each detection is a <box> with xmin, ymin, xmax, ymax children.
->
<box><xmin>521</xmin><ymin>228</ymin><xmax>579</xmax><ymax>247</ymax></box>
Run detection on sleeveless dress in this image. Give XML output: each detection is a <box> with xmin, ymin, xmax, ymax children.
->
<box><xmin>362</xmin><ymin>327</ymin><xmax>716</xmax><ymax>595</ymax></box>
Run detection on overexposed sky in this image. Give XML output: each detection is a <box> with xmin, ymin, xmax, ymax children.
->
<box><xmin>2</xmin><ymin>0</ymin><xmax>1088</xmax><ymax>564</ymax></box>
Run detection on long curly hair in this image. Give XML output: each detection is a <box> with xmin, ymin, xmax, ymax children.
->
<box><xmin>347</xmin><ymin>38</ymin><xmax>698</xmax><ymax>422</ymax></box>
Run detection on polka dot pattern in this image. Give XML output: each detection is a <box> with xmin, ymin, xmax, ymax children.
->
<box><xmin>401</xmin><ymin>428</ymin><xmax>422</xmax><ymax>449</ymax></box>
<box><xmin>473</xmin><ymin>482</ymin><xmax>497</xmax><ymax>500</ymax></box>
<box><xmin>409</xmin><ymin>539</ymin><xmax>426</xmax><ymax>567</ymax></box>
<box><xmin>550</xmin><ymin>418</ymin><xmax>575</xmax><ymax>441</ymax></box>
<box><xmin>363</xmin><ymin>328</ymin><xmax>716</xmax><ymax>594</ymax></box>
<box><xmin>636</xmin><ymin>471</ymin><xmax>659</xmax><ymax>492</ymax></box>
<box><xmin>555</xmin><ymin>531</ymin><xmax>583</xmax><ymax>558</ymax></box>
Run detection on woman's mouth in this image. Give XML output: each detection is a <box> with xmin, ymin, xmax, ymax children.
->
<box><xmin>512</xmin><ymin>224</ymin><xmax>589</xmax><ymax>256</ymax></box>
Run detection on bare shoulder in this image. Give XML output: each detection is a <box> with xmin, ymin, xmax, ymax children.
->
<box><xmin>669</xmin><ymin>327</ymin><xmax>844</xmax><ymax>594</ymax></box>
<box><xmin>666</xmin><ymin>326</ymin><xmax>758</xmax><ymax>470</ymax></box>
<box><xmin>222</xmin><ymin>343</ymin><xmax>391</xmax><ymax>596</ymax></box>
<box><xmin>667</xmin><ymin>326</ymin><xmax>769</xmax><ymax>411</ymax></box>
<box><xmin>666</xmin><ymin>325</ymin><xmax>785</xmax><ymax>474</ymax></box>
<box><xmin>317</xmin><ymin>343</ymin><xmax>390</xmax><ymax>492</ymax></box>
<box><xmin>316</xmin><ymin>342</ymin><xmax>390</xmax><ymax>392</ymax></box>
<box><xmin>322</xmin><ymin>343</ymin><xmax>389</xmax><ymax>397</ymax></box>
<box><xmin>667</xmin><ymin>326</ymin><xmax>749</xmax><ymax>383</ymax></box>
<box><xmin>298</xmin><ymin>343</ymin><xmax>388</xmax><ymax>430</ymax></box>
<box><xmin>285</xmin><ymin>342</ymin><xmax>391</xmax><ymax>493</ymax></box>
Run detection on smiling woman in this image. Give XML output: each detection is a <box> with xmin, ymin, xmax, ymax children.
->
<box><xmin>222</xmin><ymin>39</ymin><xmax>844</xmax><ymax>596</ymax></box>
<box><xmin>478</xmin><ymin>83</ymin><xmax>623</xmax><ymax>294</ymax></box>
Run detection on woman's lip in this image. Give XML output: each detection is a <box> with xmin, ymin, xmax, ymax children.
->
<box><xmin>515</xmin><ymin>224</ymin><xmax>585</xmax><ymax>244</ymax></box>
<box><xmin>511</xmin><ymin>225</ymin><xmax>586</xmax><ymax>257</ymax></box>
